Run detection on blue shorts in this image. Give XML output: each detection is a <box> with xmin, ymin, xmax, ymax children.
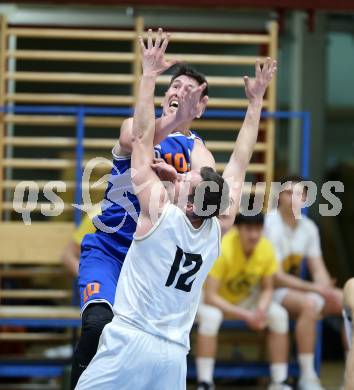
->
<box><xmin>78</xmin><ymin>247</ymin><xmax>123</xmax><ymax>313</ymax></box>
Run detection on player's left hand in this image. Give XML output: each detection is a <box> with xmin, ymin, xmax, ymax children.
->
<box><xmin>244</xmin><ymin>57</ymin><xmax>277</xmax><ymax>102</ymax></box>
<box><xmin>151</xmin><ymin>158</ymin><xmax>178</xmax><ymax>182</ymax></box>
<box><xmin>138</xmin><ymin>28</ymin><xmax>179</xmax><ymax>78</ymax></box>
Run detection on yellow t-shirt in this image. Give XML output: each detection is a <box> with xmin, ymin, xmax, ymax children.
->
<box><xmin>209</xmin><ymin>228</ymin><xmax>278</xmax><ymax>304</ymax></box>
<box><xmin>73</xmin><ymin>206</ymin><xmax>101</xmax><ymax>245</ymax></box>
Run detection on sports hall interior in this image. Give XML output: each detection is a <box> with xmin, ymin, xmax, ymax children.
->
<box><xmin>0</xmin><ymin>1</ymin><xmax>353</xmax><ymax>389</ymax></box>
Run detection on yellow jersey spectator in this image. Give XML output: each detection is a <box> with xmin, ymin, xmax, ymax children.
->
<box><xmin>196</xmin><ymin>213</ymin><xmax>290</xmax><ymax>390</ymax></box>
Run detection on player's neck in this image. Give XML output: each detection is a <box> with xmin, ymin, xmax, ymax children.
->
<box><xmin>174</xmin><ymin>121</ymin><xmax>192</xmax><ymax>135</ymax></box>
<box><xmin>243</xmin><ymin>247</ymin><xmax>253</xmax><ymax>259</ymax></box>
<box><xmin>187</xmin><ymin>213</ymin><xmax>204</xmax><ymax>228</ymax></box>
<box><xmin>278</xmin><ymin>206</ymin><xmax>298</xmax><ymax>229</ymax></box>
<box><xmin>191</xmin><ymin>219</ymin><xmax>204</xmax><ymax>228</ymax></box>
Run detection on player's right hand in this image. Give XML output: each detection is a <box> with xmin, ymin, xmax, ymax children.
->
<box><xmin>244</xmin><ymin>309</ymin><xmax>267</xmax><ymax>331</ymax></box>
<box><xmin>244</xmin><ymin>57</ymin><xmax>277</xmax><ymax>102</ymax></box>
<box><xmin>151</xmin><ymin>158</ymin><xmax>178</xmax><ymax>182</ymax></box>
<box><xmin>175</xmin><ymin>82</ymin><xmax>208</xmax><ymax>123</ymax></box>
<box><xmin>138</xmin><ymin>28</ymin><xmax>179</xmax><ymax>78</ymax></box>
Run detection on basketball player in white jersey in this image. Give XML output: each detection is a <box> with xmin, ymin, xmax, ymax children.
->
<box><xmin>76</xmin><ymin>28</ymin><xmax>277</xmax><ymax>390</ymax></box>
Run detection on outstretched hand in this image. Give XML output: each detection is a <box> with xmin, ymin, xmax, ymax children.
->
<box><xmin>244</xmin><ymin>57</ymin><xmax>277</xmax><ymax>102</ymax></box>
<box><xmin>175</xmin><ymin>82</ymin><xmax>208</xmax><ymax>123</ymax></box>
<box><xmin>151</xmin><ymin>158</ymin><xmax>178</xmax><ymax>183</ymax></box>
<box><xmin>138</xmin><ymin>28</ymin><xmax>179</xmax><ymax>78</ymax></box>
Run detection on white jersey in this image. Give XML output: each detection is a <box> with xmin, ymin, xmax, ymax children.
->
<box><xmin>112</xmin><ymin>203</ymin><xmax>221</xmax><ymax>350</ymax></box>
<box><xmin>264</xmin><ymin>209</ymin><xmax>322</xmax><ymax>275</ymax></box>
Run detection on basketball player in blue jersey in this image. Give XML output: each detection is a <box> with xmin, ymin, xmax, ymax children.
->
<box><xmin>70</xmin><ymin>28</ymin><xmax>215</xmax><ymax>388</ymax></box>
<box><xmin>76</xmin><ymin>30</ymin><xmax>277</xmax><ymax>390</ymax></box>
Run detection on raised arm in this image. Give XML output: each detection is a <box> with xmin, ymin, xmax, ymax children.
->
<box><xmin>118</xmin><ymin>46</ymin><xmax>206</xmax><ymax>155</ymax></box>
<box><xmin>219</xmin><ymin>58</ymin><xmax>277</xmax><ymax>235</ymax></box>
<box><xmin>118</xmin><ymin>112</ymin><xmax>184</xmax><ymax>155</ymax></box>
<box><xmin>131</xmin><ymin>29</ymin><xmax>178</xmax><ymax>235</ymax></box>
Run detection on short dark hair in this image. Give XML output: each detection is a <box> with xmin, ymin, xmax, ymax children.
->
<box><xmin>189</xmin><ymin>167</ymin><xmax>229</xmax><ymax>220</ymax></box>
<box><xmin>279</xmin><ymin>174</ymin><xmax>308</xmax><ymax>195</ymax></box>
<box><xmin>170</xmin><ymin>64</ymin><xmax>208</xmax><ymax>97</ymax></box>
<box><xmin>234</xmin><ymin>213</ymin><xmax>264</xmax><ymax>226</ymax></box>
<box><xmin>279</xmin><ymin>174</ymin><xmax>306</xmax><ymax>186</ymax></box>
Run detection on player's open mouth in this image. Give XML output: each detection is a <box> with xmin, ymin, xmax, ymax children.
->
<box><xmin>169</xmin><ymin>100</ymin><xmax>179</xmax><ymax>109</ymax></box>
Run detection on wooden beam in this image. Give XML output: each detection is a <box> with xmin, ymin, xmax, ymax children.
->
<box><xmin>4</xmin><ymin>136</ymin><xmax>115</xmax><ymax>148</ymax></box>
<box><xmin>194</xmin><ymin>119</ymin><xmax>266</xmax><ymax>131</ymax></box>
<box><xmin>3</xmin><ymin>180</ymin><xmax>106</xmax><ymax>191</ymax></box>
<box><xmin>3</xmin><ymin>158</ymin><xmax>113</xmax><ymax>169</ymax></box>
<box><xmin>0</xmin><ymin>290</ymin><xmax>72</xmax><ymax>299</ymax></box>
<box><xmin>4</xmin><ymin>202</ymin><xmax>73</xmax><ymax>213</ymax></box>
<box><xmin>0</xmin><ymin>266</ymin><xmax>65</xmax><ymax>278</ymax></box>
<box><xmin>5</xmin><ymin>93</ymin><xmax>134</xmax><ymax>105</ymax></box>
<box><xmin>7</xmin><ymin>27</ymin><xmax>135</xmax><ymax>40</ymax></box>
<box><xmin>4</xmin><ymin>114</ymin><xmax>124</xmax><ymax>128</ymax></box>
<box><xmin>7</xmin><ymin>50</ymin><xmax>134</xmax><ymax>62</ymax></box>
<box><xmin>0</xmin><ymin>202</ymin><xmax>74</xmax><ymax>213</ymax></box>
<box><xmin>265</xmin><ymin>21</ymin><xmax>278</xmax><ymax>209</ymax></box>
<box><xmin>216</xmin><ymin>162</ymin><xmax>266</xmax><ymax>173</ymax></box>
<box><xmin>206</xmin><ymin>141</ymin><xmax>266</xmax><ymax>152</ymax></box>
<box><xmin>6</xmin><ymin>72</ymin><xmax>135</xmax><ymax>84</ymax></box>
<box><xmin>0</xmin><ymin>332</ymin><xmax>71</xmax><ymax>342</ymax></box>
<box><xmin>0</xmin><ymin>306</ymin><xmax>80</xmax><ymax>319</ymax></box>
<box><xmin>133</xmin><ymin>16</ymin><xmax>144</xmax><ymax>103</ymax></box>
<box><xmin>0</xmin><ymin>222</ymin><xmax>74</xmax><ymax>263</ymax></box>
<box><xmin>4</xmin><ymin>137</ymin><xmax>266</xmax><ymax>152</ymax></box>
<box><xmin>165</xmin><ymin>54</ymin><xmax>265</xmax><ymax>65</ymax></box>
<box><xmin>0</xmin><ymin>15</ymin><xmax>7</xmax><ymax>221</ymax></box>
<box><xmin>144</xmin><ymin>31</ymin><xmax>270</xmax><ymax>44</ymax></box>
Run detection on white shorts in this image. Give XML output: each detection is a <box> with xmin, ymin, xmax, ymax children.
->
<box><xmin>272</xmin><ymin>288</ymin><xmax>325</xmax><ymax>314</ymax></box>
<box><xmin>76</xmin><ymin>319</ymin><xmax>187</xmax><ymax>390</ymax></box>
<box><xmin>197</xmin><ymin>289</ymin><xmax>289</xmax><ymax>335</ymax></box>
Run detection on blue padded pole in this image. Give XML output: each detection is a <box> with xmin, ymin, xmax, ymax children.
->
<box><xmin>301</xmin><ymin>111</ymin><xmax>311</xmax><ymax>180</ymax></box>
<box><xmin>74</xmin><ymin>106</ymin><xmax>85</xmax><ymax>227</ymax></box>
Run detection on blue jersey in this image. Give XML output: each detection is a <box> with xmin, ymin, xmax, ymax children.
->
<box><xmin>81</xmin><ymin>132</ymin><xmax>201</xmax><ymax>263</ymax></box>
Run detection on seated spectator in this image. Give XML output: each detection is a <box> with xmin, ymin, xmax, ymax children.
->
<box><xmin>344</xmin><ymin>278</ymin><xmax>354</xmax><ymax>389</ymax></box>
<box><xmin>264</xmin><ymin>175</ymin><xmax>343</xmax><ymax>390</ymax></box>
<box><xmin>196</xmin><ymin>213</ymin><xmax>290</xmax><ymax>390</ymax></box>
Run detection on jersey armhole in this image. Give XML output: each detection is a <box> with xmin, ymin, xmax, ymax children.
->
<box><xmin>134</xmin><ymin>202</ymin><xmax>171</xmax><ymax>241</ymax></box>
<box><xmin>112</xmin><ymin>143</ymin><xmax>131</xmax><ymax>161</ymax></box>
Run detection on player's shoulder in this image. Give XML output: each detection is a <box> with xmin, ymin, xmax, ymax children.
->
<box><xmin>190</xmin><ymin>130</ymin><xmax>205</xmax><ymax>143</ymax></box>
<box><xmin>264</xmin><ymin>208</ymin><xmax>280</xmax><ymax>222</ymax></box>
<box><xmin>298</xmin><ymin>214</ymin><xmax>319</xmax><ymax>234</ymax></box>
<box><xmin>164</xmin><ymin>203</ymin><xmax>189</xmax><ymax>226</ymax></box>
<box><xmin>264</xmin><ymin>209</ymin><xmax>282</xmax><ymax>231</ymax></box>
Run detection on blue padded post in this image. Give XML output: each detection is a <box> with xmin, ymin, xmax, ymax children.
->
<box><xmin>301</xmin><ymin>111</ymin><xmax>311</xmax><ymax>180</ymax></box>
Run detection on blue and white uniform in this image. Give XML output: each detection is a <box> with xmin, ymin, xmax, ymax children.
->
<box><xmin>76</xmin><ymin>203</ymin><xmax>221</xmax><ymax>390</ymax></box>
<box><xmin>78</xmin><ymin>132</ymin><xmax>202</xmax><ymax>311</ymax></box>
